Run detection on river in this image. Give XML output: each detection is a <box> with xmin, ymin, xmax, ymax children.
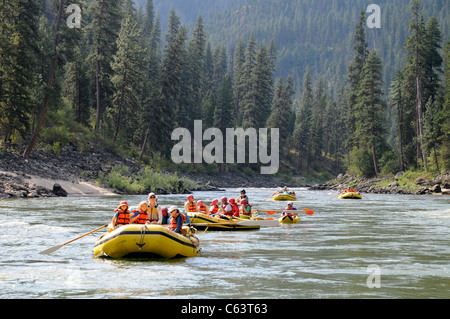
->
<box><xmin>0</xmin><ymin>188</ymin><xmax>448</xmax><ymax>299</ymax></box>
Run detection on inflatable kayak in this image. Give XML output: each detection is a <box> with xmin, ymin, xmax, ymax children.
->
<box><xmin>93</xmin><ymin>224</ymin><xmax>200</xmax><ymax>259</ymax></box>
<box><xmin>279</xmin><ymin>214</ymin><xmax>300</xmax><ymax>224</ymax></box>
<box><xmin>188</xmin><ymin>213</ymin><xmax>261</xmax><ymax>231</ymax></box>
<box><xmin>272</xmin><ymin>193</ymin><xmax>296</xmax><ymax>201</ymax></box>
<box><xmin>338</xmin><ymin>192</ymin><xmax>362</xmax><ymax>199</ymax></box>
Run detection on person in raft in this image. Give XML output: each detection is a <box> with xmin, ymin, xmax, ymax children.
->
<box><xmin>278</xmin><ymin>186</ymin><xmax>295</xmax><ymax>195</ymax></box>
<box><xmin>281</xmin><ymin>201</ymin><xmax>298</xmax><ymax>221</ymax></box>
<box><xmin>240</xmin><ymin>199</ymin><xmax>252</xmax><ymax>218</ymax></box>
<box><xmin>228</xmin><ymin>198</ymin><xmax>240</xmax><ymax>218</ymax></box>
<box><xmin>161</xmin><ymin>206</ymin><xmax>169</xmax><ymax>225</ymax></box>
<box><xmin>184</xmin><ymin>195</ymin><xmax>198</xmax><ymax>213</ymax></box>
<box><xmin>168</xmin><ymin>206</ymin><xmax>186</xmax><ymax>234</ymax></box>
<box><xmin>237</xmin><ymin>189</ymin><xmax>249</xmax><ymax>204</ymax></box>
<box><xmin>219</xmin><ymin>196</ymin><xmax>233</xmax><ymax>218</ymax></box>
<box><xmin>130</xmin><ymin>201</ymin><xmax>149</xmax><ymax>224</ymax></box>
<box><xmin>112</xmin><ymin>201</ymin><xmax>131</xmax><ymax>229</ymax></box>
<box><xmin>197</xmin><ymin>200</ymin><xmax>208</xmax><ymax>213</ymax></box>
<box><xmin>146</xmin><ymin>192</ymin><xmax>162</xmax><ymax>224</ymax></box>
<box><xmin>209</xmin><ymin>199</ymin><xmax>220</xmax><ymax>216</ymax></box>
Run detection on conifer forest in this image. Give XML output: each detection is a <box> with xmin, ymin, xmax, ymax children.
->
<box><xmin>0</xmin><ymin>0</ymin><xmax>449</xmax><ymax>180</ymax></box>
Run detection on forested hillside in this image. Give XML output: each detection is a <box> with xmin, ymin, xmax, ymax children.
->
<box><xmin>137</xmin><ymin>0</ymin><xmax>449</xmax><ymax>96</ymax></box>
<box><xmin>0</xmin><ymin>0</ymin><xmax>449</xmax><ymax>183</ymax></box>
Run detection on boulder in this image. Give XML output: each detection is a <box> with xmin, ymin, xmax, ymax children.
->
<box><xmin>53</xmin><ymin>183</ymin><xmax>68</xmax><ymax>197</ymax></box>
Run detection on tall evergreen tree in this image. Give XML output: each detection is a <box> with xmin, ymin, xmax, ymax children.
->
<box><xmin>389</xmin><ymin>71</ymin><xmax>406</xmax><ymax>171</ymax></box>
<box><xmin>355</xmin><ymin>50</ymin><xmax>386</xmax><ymax>175</ymax></box>
<box><xmin>292</xmin><ymin>67</ymin><xmax>313</xmax><ymax>170</ymax></box>
<box><xmin>0</xmin><ymin>0</ymin><xmax>40</xmax><ymax>143</ymax></box>
<box><xmin>266</xmin><ymin>76</ymin><xmax>295</xmax><ymax>156</ymax></box>
<box><xmin>110</xmin><ymin>15</ymin><xmax>146</xmax><ymax>142</ymax></box>
<box><xmin>439</xmin><ymin>41</ymin><xmax>450</xmax><ymax>171</ymax></box>
<box><xmin>403</xmin><ymin>0</ymin><xmax>428</xmax><ymax>169</ymax></box>
<box><xmin>346</xmin><ymin>10</ymin><xmax>369</xmax><ymax>151</ymax></box>
<box><xmin>88</xmin><ymin>0</ymin><xmax>121</xmax><ymax>132</ymax></box>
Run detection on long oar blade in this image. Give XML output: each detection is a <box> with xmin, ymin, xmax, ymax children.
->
<box><xmin>39</xmin><ymin>224</ymin><xmax>108</xmax><ymax>255</ymax></box>
<box><xmin>39</xmin><ymin>244</ymin><xmax>65</xmax><ymax>255</ymax></box>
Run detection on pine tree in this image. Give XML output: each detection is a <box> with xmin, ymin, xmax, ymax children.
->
<box><xmin>187</xmin><ymin>15</ymin><xmax>207</xmax><ymax>118</ymax></box>
<box><xmin>110</xmin><ymin>15</ymin><xmax>146</xmax><ymax>142</ymax></box>
<box><xmin>389</xmin><ymin>71</ymin><xmax>406</xmax><ymax>171</ymax></box>
<box><xmin>346</xmin><ymin>10</ymin><xmax>369</xmax><ymax>151</ymax></box>
<box><xmin>88</xmin><ymin>0</ymin><xmax>121</xmax><ymax>132</ymax></box>
<box><xmin>403</xmin><ymin>0</ymin><xmax>428</xmax><ymax>169</ymax></box>
<box><xmin>22</xmin><ymin>0</ymin><xmax>61</xmax><ymax>158</ymax></box>
<box><xmin>354</xmin><ymin>50</ymin><xmax>386</xmax><ymax>176</ymax></box>
<box><xmin>0</xmin><ymin>0</ymin><xmax>40</xmax><ymax>143</ymax></box>
<box><xmin>439</xmin><ymin>41</ymin><xmax>450</xmax><ymax>171</ymax></box>
<box><xmin>266</xmin><ymin>77</ymin><xmax>295</xmax><ymax>154</ymax></box>
<box><xmin>423</xmin><ymin>17</ymin><xmax>443</xmax><ymax>106</ymax></box>
<box><xmin>232</xmin><ymin>39</ymin><xmax>246</xmax><ymax>124</ymax></box>
<box><xmin>292</xmin><ymin>67</ymin><xmax>313</xmax><ymax>170</ymax></box>
<box><xmin>142</xmin><ymin>0</ymin><xmax>155</xmax><ymax>39</ymax></box>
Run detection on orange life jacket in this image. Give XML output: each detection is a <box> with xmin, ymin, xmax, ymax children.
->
<box><xmin>241</xmin><ymin>204</ymin><xmax>252</xmax><ymax>216</ymax></box>
<box><xmin>198</xmin><ymin>204</ymin><xmax>208</xmax><ymax>212</ymax></box>
<box><xmin>114</xmin><ymin>209</ymin><xmax>130</xmax><ymax>226</ymax></box>
<box><xmin>132</xmin><ymin>209</ymin><xmax>148</xmax><ymax>224</ymax></box>
<box><xmin>168</xmin><ymin>213</ymin><xmax>187</xmax><ymax>232</ymax></box>
<box><xmin>185</xmin><ymin>201</ymin><xmax>197</xmax><ymax>212</ymax></box>
<box><xmin>210</xmin><ymin>204</ymin><xmax>219</xmax><ymax>215</ymax></box>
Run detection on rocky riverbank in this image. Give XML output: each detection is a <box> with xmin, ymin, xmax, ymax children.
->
<box><xmin>0</xmin><ymin>145</ymin><xmax>306</xmax><ymax>199</ymax></box>
<box><xmin>311</xmin><ymin>172</ymin><xmax>450</xmax><ymax>195</ymax></box>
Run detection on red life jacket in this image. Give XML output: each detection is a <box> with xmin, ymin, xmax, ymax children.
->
<box><xmin>210</xmin><ymin>204</ymin><xmax>219</xmax><ymax>215</ymax></box>
<box><xmin>131</xmin><ymin>209</ymin><xmax>148</xmax><ymax>224</ymax></box>
<box><xmin>198</xmin><ymin>204</ymin><xmax>208</xmax><ymax>212</ymax></box>
<box><xmin>185</xmin><ymin>201</ymin><xmax>197</xmax><ymax>212</ymax></box>
<box><xmin>230</xmin><ymin>203</ymin><xmax>240</xmax><ymax>217</ymax></box>
<box><xmin>114</xmin><ymin>209</ymin><xmax>130</xmax><ymax>226</ymax></box>
<box><xmin>168</xmin><ymin>214</ymin><xmax>187</xmax><ymax>232</ymax></box>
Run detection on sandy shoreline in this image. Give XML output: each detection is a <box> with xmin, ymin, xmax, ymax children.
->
<box><xmin>0</xmin><ymin>170</ymin><xmax>117</xmax><ymax>197</ymax></box>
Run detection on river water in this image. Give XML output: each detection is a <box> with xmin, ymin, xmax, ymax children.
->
<box><xmin>0</xmin><ymin>188</ymin><xmax>448</xmax><ymax>299</ymax></box>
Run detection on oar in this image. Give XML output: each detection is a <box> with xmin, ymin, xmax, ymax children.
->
<box><xmin>252</xmin><ymin>209</ymin><xmax>314</xmax><ymax>215</ymax></box>
<box><xmin>39</xmin><ymin>224</ymin><xmax>109</xmax><ymax>255</ymax></box>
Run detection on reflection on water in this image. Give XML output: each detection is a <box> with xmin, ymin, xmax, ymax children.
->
<box><xmin>0</xmin><ymin>188</ymin><xmax>449</xmax><ymax>298</ymax></box>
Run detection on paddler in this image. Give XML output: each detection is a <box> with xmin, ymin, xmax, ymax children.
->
<box><xmin>220</xmin><ymin>196</ymin><xmax>233</xmax><ymax>218</ymax></box>
<box><xmin>237</xmin><ymin>189</ymin><xmax>249</xmax><ymax>204</ymax></box>
<box><xmin>184</xmin><ymin>195</ymin><xmax>198</xmax><ymax>213</ymax></box>
<box><xmin>112</xmin><ymin>201</ymin><xmax>131</xmax><ymax>229</ymax></box>
<box><xmin>197</xmin><ymin>200</ymin><xmax>208</xmax><ymax>213</ymax></box>
<box><xmin>130</xmin><ymin>201</ymin><xmax>149</xmax><ymax>224</ymax></box>
<box><xmin>168</xmin><ymin>206</ymin><xmax>186</xmax><ymax>234</ymax></box>
<box><xmin>239</xmin><ymin>199</ymin><xmax>252</xmax><ymax>218</ymax></box>
<box><xmin>147</xmin><ymin>193</ymin><xmax>162</xmax><ymax>224</ymax></box>
<box><xmin>209</xmin><ymin>199</ymin><xmax>220</xmax><ymax>216</ymax></box>
<box><xmin>228</xmin><ymin>198</ymin><xmax>240</xmax><ymax>218</ymax></box>
<box><xmin>281</xmin><ymin>201</ymin><xmax>297</xmax><ymax>221</ymax></box>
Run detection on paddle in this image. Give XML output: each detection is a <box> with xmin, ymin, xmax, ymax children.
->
<box><xmin>252</xmin><ymin>209</ymin><xmax>314</xmax><ymax>215</ymax></box>
<box><xmin>39</xmin><ymin>224</ymin><xmax>109</xmax><ymax>255</ymax></box>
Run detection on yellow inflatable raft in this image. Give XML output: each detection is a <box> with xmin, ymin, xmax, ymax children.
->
<box><xmin>272</xmin><ymin>193</ymin><xmax>297</xmax><ymax>201</ymax></box>
<box><xmin>338</xmin><ymin>192</ymin><xmax>362</xmax><ymax>199</ymax></box>
<box><xmin>188</xmin><ymin>213</ymin><xmax>261</xmax><ymax>231</ymax></box>
<box><xmin>278</xmin><ymin>214</ymin><xmax>300</xmax><ymax>224</ymax></box>
<box><xmin>93</xmin><ymin>224</ymin><xmax>200</xmax><ymax>259</ymax></box>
